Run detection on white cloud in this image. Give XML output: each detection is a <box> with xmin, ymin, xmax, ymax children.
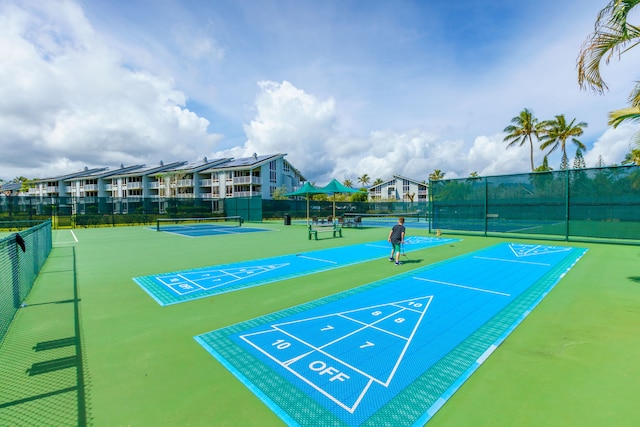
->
<box><xmin>584</xmin><ymin>124</ymin><xmax>636</xmax><ymax>166</ymax></box>
<box><xmin>0</xmin><ymin>1</ymin><xmax>223</xmax><ymax>180</ymax></box>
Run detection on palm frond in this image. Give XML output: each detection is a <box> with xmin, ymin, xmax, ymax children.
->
<box><xmin>608</xmin><ymin>106</ymin><xmax>640</xmax><ymax>127</ymax></box>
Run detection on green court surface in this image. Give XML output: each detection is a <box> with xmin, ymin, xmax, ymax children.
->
<box><xmin>1</xmin><ymin>221</ymin><xmax>640</xmax><ymax>426</ymax></box>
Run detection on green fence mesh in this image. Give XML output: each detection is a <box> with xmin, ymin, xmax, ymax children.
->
<box><xmin>0</xmin><ymin>220</ymin><xmax>52</xmax><ymax>344</ymax></box>
<box><xmin>431</xmin><ymin>165</ymin><xmax>640</xmax><ymax>242</ymax></box>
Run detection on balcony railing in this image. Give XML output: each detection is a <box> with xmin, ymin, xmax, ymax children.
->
<box><xmin>233</xmin><ymin>176</ymin><xmax>261</xmax><ymax>184</ymax></box>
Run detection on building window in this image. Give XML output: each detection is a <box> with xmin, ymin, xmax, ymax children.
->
<box><xmin>270</xmin><ymin>160</ymin><xmax>277</xmax><ymax>183</ymax></box>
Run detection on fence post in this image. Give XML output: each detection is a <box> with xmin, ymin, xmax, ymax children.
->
<box><xmin>565</xmin><ymin>169</ymin><xmax>570</xmax><ymax>241</ymax></box>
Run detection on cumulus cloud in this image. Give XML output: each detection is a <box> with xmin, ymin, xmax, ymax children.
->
<box><xmin>0</xmin><ymin>1</ymin><xmax>222</xmax><ymax>180</ymax></box>
<box><xmin>213</xmin><ymin>80</ymin><xmax>543</xmax><ymax>184</ymax></box>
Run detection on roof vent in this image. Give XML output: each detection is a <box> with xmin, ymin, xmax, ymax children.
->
<box><xmin>203</xmin><ymin>156</ymin><xmax>208</xmax><ymax>162</ymax></box>
<box><xmin>253</xmin><ymin>153</ymin><xmax>258</xmax><ymax>160</ymax></box>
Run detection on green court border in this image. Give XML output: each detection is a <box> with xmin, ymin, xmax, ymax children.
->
<box><xmin>196</xmin><ymin>243</ymin><xmax>587</xmax><ymax>426</ymax></box>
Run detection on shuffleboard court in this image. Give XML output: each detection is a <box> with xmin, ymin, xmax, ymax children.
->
<box><xmin>133</xmin><ymin>236</ymin><xmax>458</xmax><ymax>306</ymax></box>
<box><xmin>195</xmin><ymin>242</ymin><xmax>587</xmax><ymax>426</ymax></box>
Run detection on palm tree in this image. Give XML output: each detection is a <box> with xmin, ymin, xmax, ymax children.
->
<box><xmin>540</xmin><ymin>115</ymin><xmax>588</xmax><ymax>169</ymax></box>
<box><xmin>622</xmin><ymin>148</ymin><xmax>640</xmax><ymax>165</ymax></box>
<box><xmin>503</xmin><ymin>108</ymin><xmax>545</xmax><ymax>171</ymax></box>
<box><xmin>609</xmin><ymin>106</ymin><xmax>640</xmax><ymax>147</ymax></box>
<box><xmin>429</xmin><ymin>169</ymin><xmax>445</xmax><ymax>181</ymax></box>
<box><xmin>578</xmin><ymin>0</ymin><xmax>640</xmax><ymax>107</ymax></box>
<box><xmin>343</xmin><ymin>179</ymin><xmax>353</xmax><ymax>188</ymax></box>
<box><xmin>372</xmin><ymin>178</ymin><xmax>384</xmax><ymax>186</ymax></box>
<box><xmin>357</xmin><ymin>174</ymin><xmax>370</xmax><ymax>187</ymax></box>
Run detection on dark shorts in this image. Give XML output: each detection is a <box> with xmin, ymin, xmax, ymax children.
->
<box><xmin>391</xmin><ymin>242</ymin><xmax>401</xmax><ymax>252</ymax></box>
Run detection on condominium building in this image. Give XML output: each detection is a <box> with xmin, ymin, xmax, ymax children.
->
<box><xmin>23</xmin><ymin>153</ymin><xmax>305</xmax><ymax>213</ymax></box>
<box><xmin>368</xmin><ymin>175</ymin><xmax>428</xmax><ymax>202</ymax></box>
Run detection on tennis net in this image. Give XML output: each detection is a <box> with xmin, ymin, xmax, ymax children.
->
<box><xmin>0</xmin><ymin>220</ymin><xmax>52</xmax><ymax>344</ymax></box>
<box><xmin>343</xmin><ymin>212</ymin><xmax>422</xmax><ymax>227</ymax></box>
<box><xmin>156</xmin><ymin>216</ymin><xmax>243</xmax><ymax>232</ymax></box>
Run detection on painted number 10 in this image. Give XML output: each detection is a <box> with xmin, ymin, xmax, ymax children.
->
<box><xmin>272</xmin><ymin>339</ymin><xmax>290</xmax><ymax>350</ymax></box>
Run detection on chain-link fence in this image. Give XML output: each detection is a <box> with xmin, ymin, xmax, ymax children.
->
<box><xmin>431</xmin><ymin>165</ymin><xmax>640</xmax><ymax>243</ymax></box>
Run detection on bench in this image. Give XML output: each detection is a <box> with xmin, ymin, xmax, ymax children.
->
<box><xmin>308</xmin><ymin>223</ymin><xmax>342</xmax><ymax>240</ymax></box>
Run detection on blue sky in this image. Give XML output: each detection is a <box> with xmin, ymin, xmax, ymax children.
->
<box><xmin>1</xmin><ymin>0</ymin><xmax>637</xmax><ymax>183</ymax></box>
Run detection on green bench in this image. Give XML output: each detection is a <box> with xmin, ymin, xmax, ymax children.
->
<box><xmin>308</xmin><ymin>223</ymin><xmax>342</xmax><ymax>240</ymax></box>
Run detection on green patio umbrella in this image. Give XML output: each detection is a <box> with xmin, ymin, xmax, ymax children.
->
<box><xmin>284</xmin><ymin>182</ymin><xmax>323</xmax><ymax>225</ymax></box>
<box><xmin>317</xmin><ymin>179</ymin><xmax>360</xmax><ymax>222</ymax></box>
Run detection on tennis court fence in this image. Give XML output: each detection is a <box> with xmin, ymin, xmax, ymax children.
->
<box><xmin>430</xmin><ymin>165</ymin><xmax>640</xmax><ymax>243</ymax></box>
<box><xmin>0</xmin><ymin>220</ymin><xmax>52</xmax><ymax>345</ymax></box>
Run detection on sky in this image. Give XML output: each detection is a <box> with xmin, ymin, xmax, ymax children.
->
<box><xmin>1</xmin><ymin>0</ymin><xmax>639</xmax><ymax>185</ymax></box>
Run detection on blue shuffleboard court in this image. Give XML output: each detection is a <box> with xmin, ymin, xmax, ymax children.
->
<box><xmin>133</xmin><ymin>236</ymin><xmax>458</xmax><ymax>306</ymax></box>
<box><xmin>195</xmin><ymin>242</ymin><xmax>587</xmax><ymax>426</ymax></box>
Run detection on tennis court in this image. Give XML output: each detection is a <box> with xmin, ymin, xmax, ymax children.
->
<box><xmin>154</xmin><ymin>216</ymin><xmax>271</xmax><ymax>237</ymax></box>
<box><xmin>1</xmin><ymin>221</ymin><xmax>639</xmax><ymax>427</ymax></box>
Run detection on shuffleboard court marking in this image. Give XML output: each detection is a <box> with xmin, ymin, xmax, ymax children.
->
<box><xmin>473</xmin><ymin>255</ymin><xmax>550</xmax><ymax>266</ymax></box>
<box><xmin>239</xmin><ymin>296</ymin><xmax>433</xmax><ymax>414</ymax></box>
<box><xmin>195</xmin><ymin>242</ymin><xmax>588</xmax><ymax>426</ymax></box>
<box><xmin>412</xmin><ymin>277</ymin><xmax>511</xmax><ymax>296</ymax></box>
<box><xmin>296</xmin><ymin>255</ymin><xmax>337</xmax><ymax>264</ymax></box>
<box><xmin>133</xmin><ymin>237</ymin><xmax>459</xmax><ymax>305</ymax></box>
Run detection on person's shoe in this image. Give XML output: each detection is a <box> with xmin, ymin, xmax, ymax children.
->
<box><xmin>389</xmin><ymin>257</ymin><xmax>394</xmax><ymax>262</ymax></box>
<box><xmin>395</xmin><ymin>261</ymin><xmax>402</xmax><ymax>265</ymax></box>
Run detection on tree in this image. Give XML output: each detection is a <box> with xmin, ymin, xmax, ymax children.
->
<box><xmin>429</xmin><ymin>169</ymin><xmax>445</xmax><ymax>181</ymax></box>
<box><xmin>609</xmin><ymin>106</ymin><xmax>640</xmax><ymax>147</ymax></box>
<box><xmin>372</xmin><ymin>178</ymin><xmax>384</xmax><ymax>186</ymax></box>
<box><xmin>357</xmin><ymin>174</ymin><xmax>370</xmax><ymax>187</ymax></box>
<box><xmin>540</xmin><ymin>115</ymin><xmax>588</xmax><ymax>168</ymax></box>
<box><xmin>503</xmin><ymin>108</ymin><xmax>545</xmax><ymax>171</ymax></box>
<box><xmin>343</xmin><ymin>179</ymin><xmax>353</xmax><ymax>188</ymax></box>
<box><xmin>534</xmin><ymin>155</ymin><xmax>553</xmax><ymax>172</ymax></box>
<box><xmin>573</xmin><ymin>147</ymin><xmax>587</xmax><ymax>169</ymax></box>
<box><xmin>578</xmin><ymin>0</ymin><xmax>640</xmax><ymax>108</ymax></box>
<box><xmin>622</xmin><ymin>147</ymin><xmax>640</xmax><ymax>165</ymax></box>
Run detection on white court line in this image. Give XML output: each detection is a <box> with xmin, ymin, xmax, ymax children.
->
<box><xmin>365</xmin><ymin>244</ymin><xmax>392</xmax><ymax>249</ymax></box>
<box><xmin>473</xmin><ymin>256</ymin><xmax>550</xmax><ymax>266</ymax></box>
<box><xmin>413</xmin><ymin>277</ymin><xmax>511</xmax><ymax>297</ymax></box>
<box><xmin>70</xmin><ymin>230</ymin><xmax>78</xmax><ymax>242</ymax></box>
<box><xmin>297</xmin><ymin>255</ymin><xmax>337</xmax><ymax>264</ymax></box>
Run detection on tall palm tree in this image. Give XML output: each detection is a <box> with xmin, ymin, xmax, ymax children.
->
<box><xmin>343</xmin><ymin>179</ymin><xmax>353</xmax><ymax>188</ymax></box>
<box><xmin>578</xmin><ymin>0</ymin><xmax>640</xmax><ymax>107</ymax></box>
<box><xmin>503</xmin><ymin>108</ymin><xmax>545</xmax><ymax>171</ymax></box>
<box><xmin>372</xmin><ymin>178</ymin><xmax>384</xmax><ymax>186</ymax></box>
<box><xmin>429</xmin><ymin>169</ymin><xmax>445</xmax><ymax>181</ymax></box>
<box><xmin>540</xmin><ymin>115</ymin><xmax>588</xmax><ymax>169</ymax></box>
<box><xmin>357</xmin><ymin>174</ymin><xmax>370</xmax><ymax>187</ymax></box>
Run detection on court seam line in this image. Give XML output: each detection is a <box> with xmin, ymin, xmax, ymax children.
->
<box><xmin>473</xmin><ymin>255</ymin><xmax>550</xmax><ymax>266</ymax></box>
<box><xmin>412</xmin><ymin>277</ymin><xmax>511</xmax><ymax>296</ymax></box>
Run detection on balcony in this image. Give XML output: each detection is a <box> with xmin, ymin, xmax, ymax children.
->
<box><xmin>233</xmin><ymin>176</ymin><xmax>261</xmax><ymax>185</ymax></box>
<box><xmin>176</xmin><ymin>179</ymin><xmax>193</xmax><ymax>187</ymax></box>
<box><xmin>199</xmin><ymin>179</ymin><xmax>212</xmax><ymax>187</ymax></box>
<box><xmin>127</xmin><ymin>182</ymin><xmax>142</xmax><ymax>189</ymax></box>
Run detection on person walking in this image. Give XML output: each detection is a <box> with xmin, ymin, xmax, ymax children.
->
<box><xmin>388</xmin><ymin>217</ymin><xmax>405</xmax><ymax>265</ymax></box>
